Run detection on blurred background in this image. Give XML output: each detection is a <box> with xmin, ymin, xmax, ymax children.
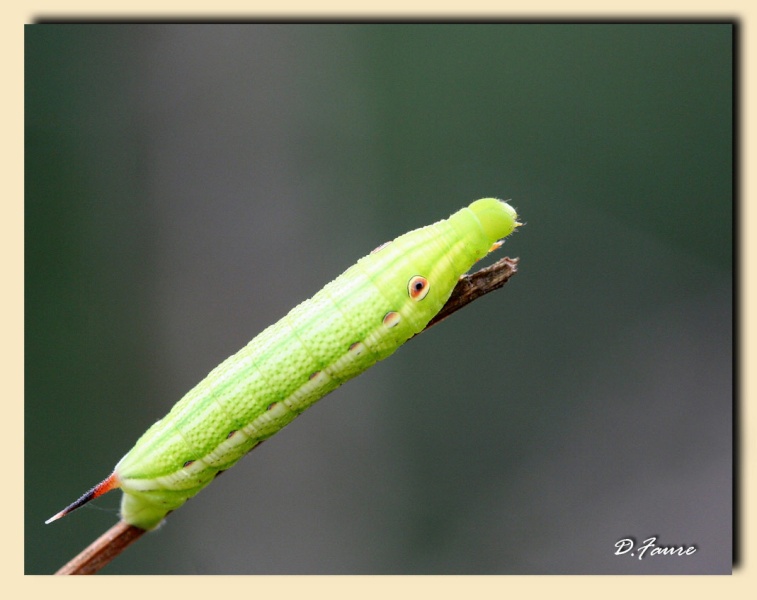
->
<box><xmin>26</xmin><ymin>24</ymin><xmax>732</xmax><ymax>574</ymax></box>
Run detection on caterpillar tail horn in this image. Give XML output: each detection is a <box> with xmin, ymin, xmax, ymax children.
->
<box><xmin>45</xmin><ymin>473</ymin><xmax>120</xmax><ymax>524</ymax></box>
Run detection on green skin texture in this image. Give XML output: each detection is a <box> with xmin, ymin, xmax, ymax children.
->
<box><xmin>101</xmin><ymin>198</ymin><xmax>518</xmax><ymax>530</ymax></box>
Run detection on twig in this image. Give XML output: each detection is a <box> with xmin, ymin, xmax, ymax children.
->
<box><xmin>425</xmin><ymin>256</ymin><xmax>519</xmax><ymax>329</ymax></box>
<box><xmin>55</xmin><ymin>520</ymin><xmax>146</xmax><ymax>575</ymax></box>
<box><xmin>53</xmin><ymin>256</ymin><xmax>519</xmax><ymax>575</ymax></box>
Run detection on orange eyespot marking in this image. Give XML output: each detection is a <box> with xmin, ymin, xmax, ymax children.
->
<box><xmin>383</xmin><ymin>311</ymin><xmax>401</xmax><ymax>328</ymax></box>
<box><xmin>371</xmin><ymin>241</ymin><xmax>391</xmax><ymax>254</ymax></box>
<box><xmin>266</xmin><ymin>402</ymin><xmax>278</xmax><ymax>411</ymax></box>
<box><xmin>183</xmin><ymin>460</ymin><xmax>195</xmax><ymax>468</ymax></box>
<box><xmin>349</xmin><ymin>341</ymin><xmax>364</xmax><ymax>355</ymax></box>
<box><xmin>408</xmin><ymin>276</ymin><xmax>429</xmax><ymax>301</ymax></box>
<box><xmin>227</xmin><ymin>430</ymin><xmax>237</xmax><ymax>439</ymax></box>
<box><xmin>309</xmin><ymin>371</ymin><xmax>320</xmax><ymax>380</ymax></box>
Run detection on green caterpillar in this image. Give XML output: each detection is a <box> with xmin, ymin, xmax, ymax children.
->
<box><xmin>47</xmin><ymin>198</ymin><xmax>519</xmax><ymax>531</ymax></box>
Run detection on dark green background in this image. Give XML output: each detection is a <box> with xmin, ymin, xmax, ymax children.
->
<box><xmin>26</xmin><ymin>24</ymin><xmax>732</xmax><ymax>574</ymax></box>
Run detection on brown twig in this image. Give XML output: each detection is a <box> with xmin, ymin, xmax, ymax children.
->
<box><xmin>55</xmin><ymin>520</ymin><xmax>147</xmax><ymax>575</ymax></box>
<box><xmin>425</xmin><ymin>256</ymin><xmax>519</xmax><ymax>330</ymax></box>
<box><xmin>53</xmin><ymin>256</ymin><xmax>519</xmax><ymax>575</ymax></box>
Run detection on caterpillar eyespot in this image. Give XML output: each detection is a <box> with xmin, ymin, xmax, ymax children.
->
<box><xmin>46</xmin><ymin>198</ymin><xmax>519</xmax><ymax>531</ymax></box>
<box><xmin>408</xmin><ymin>276</ymin><xmax>429</xmax><ymax>301</ymax></box>
<box><xmin>383</xmin><ymin>311</ymin><xmax>401</xmax><ymax>328</ymax></box>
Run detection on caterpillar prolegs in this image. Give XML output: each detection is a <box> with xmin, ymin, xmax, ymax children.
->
<box><xmin>47</xmin><ymin>198</ymin><xmax>520</xmax><ymax>530</ymax></box>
